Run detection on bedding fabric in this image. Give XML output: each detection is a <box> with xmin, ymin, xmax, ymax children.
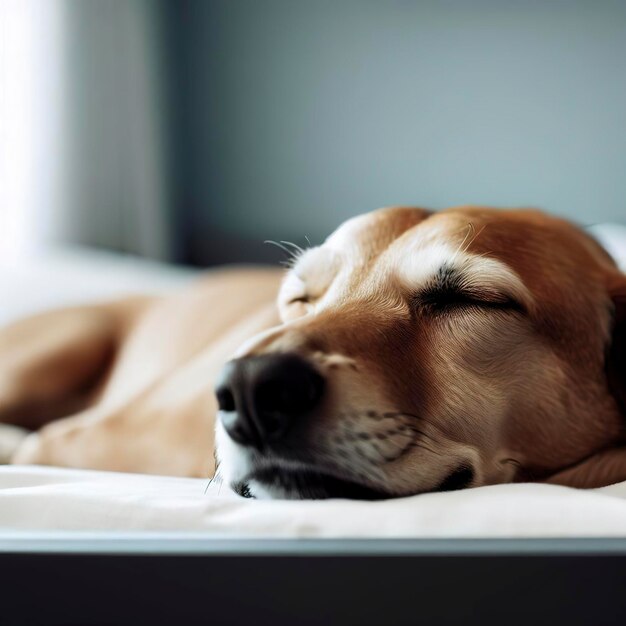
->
<box><xmin>1</xmin><ymin>231</ymin><xmax>626</xmax><ymax>537</ymax></box>
<box><xmin>0</xmin><ymin>465</ymin><xmax>626</xmax><ymax>536</ymax></box>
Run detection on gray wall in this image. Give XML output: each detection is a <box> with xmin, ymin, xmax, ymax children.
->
<box><xmin>170</xmin><ymin>0</ymin><xmax>626</xmax><ymax>264</ymax></box>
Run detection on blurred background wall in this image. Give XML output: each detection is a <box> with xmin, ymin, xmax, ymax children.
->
<box><xmin>2</xmin><ymin>0</ymin><xmax>626</xmax><ymax>267</ymax></box>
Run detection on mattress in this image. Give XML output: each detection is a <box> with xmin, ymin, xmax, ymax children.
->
<box><xmin>1</xmin><ymin>229</ymin><xmax>626</xmax><ymax>537</ymax></box>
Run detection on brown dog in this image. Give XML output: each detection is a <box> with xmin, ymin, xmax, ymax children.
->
<box><xmin>1</xmin><ymin>206</ymin><xmax>625</xmax><ymax>499</ymax></box>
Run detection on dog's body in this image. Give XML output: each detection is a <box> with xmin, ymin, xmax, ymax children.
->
<box><xmin>1</xmin><ymin>269</ymin><xmax>282</xmax><ymax>476</ymax></box>
<box><xmin>2</xmin><ymin>206</ymin><xmax>626</xmax><ymax>498</ymax></box>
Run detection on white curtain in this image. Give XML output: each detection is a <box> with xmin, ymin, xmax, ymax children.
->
<box><xmin>0</xmin><ymin>0</ymin><xmax>172</xmax><ymax>265</ymax></box>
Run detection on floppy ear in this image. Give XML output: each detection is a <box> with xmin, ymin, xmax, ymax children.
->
<box><xmin>607</xmin><ymin>275</ymin><xmax>626</xmax><ymax>418</ymax></box>
<box><xmin>545</xmin><ymin>273</ymin><xmax>626</xmax><ymax>490</ymax></box>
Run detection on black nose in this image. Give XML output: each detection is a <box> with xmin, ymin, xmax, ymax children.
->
<box><xmin>215</xmin><ymin>354</ymin><xmax>324</xmax><ymax>448</ymax></box>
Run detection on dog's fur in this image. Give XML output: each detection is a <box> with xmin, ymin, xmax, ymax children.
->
<box><xmin>2</xmin><ymin>206</ymin><xmax>626</xmax><ymax>499</ymax></box>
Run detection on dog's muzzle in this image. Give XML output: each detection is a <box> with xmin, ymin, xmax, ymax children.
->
<box><xmin>214</xmin><ymin>353</ymin><xmax>324</xmax><ymax>450</ymax></box>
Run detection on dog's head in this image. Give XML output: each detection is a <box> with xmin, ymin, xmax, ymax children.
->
<box><xmin>215</xmin><ymin>206</ymin><xmax>626</xmax><ymax>499</ymax></box>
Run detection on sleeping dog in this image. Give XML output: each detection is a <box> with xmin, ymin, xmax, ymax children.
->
<box><xmin>1</xmin><ymin>206</ymin><xmax>625</xmax><ymax>499</ymax></box>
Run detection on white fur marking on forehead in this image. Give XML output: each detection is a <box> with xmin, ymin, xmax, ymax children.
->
<box><xmin>325</xmin><ymin>213</ymin><xmax>371</xmax><ymax>248</ymax></box>
<box><xmin>289</xmin><ymin>247</ymin><xmax>340</xmax><ymax>297</ymax></box>
<box><xmin>278</xmin><ymin>246</ymin><xmax>342</xmax><ymax>317</ymax></box>
<box><xmin>396</xmin><ymin>241</ymin><xmax>532</xmax><ymax>305</ymax></box>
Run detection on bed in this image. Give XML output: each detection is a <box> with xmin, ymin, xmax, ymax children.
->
<box><xmin>1</xmin><ymin>231</ymin><xmax>626</xmax><ymax>624</ymax></box>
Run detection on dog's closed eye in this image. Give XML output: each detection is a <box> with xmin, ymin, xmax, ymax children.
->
<box><xmin>287</xmin><ymin>295</ymin><xmax>310</xmax><ymax>305</ymax></box>
<box><xmin>415</xmin><ymin>265</ymin><xmax>524</xmax><ymax>314</ymax></box>
<box><xmin>400</xmin><ymin>258</ymin><xmax>530</xmax><ymax>318</ymax></box>
<box><xmin>417</xmin><ymin>286</ymin><xmax>523</xmax><ymax>313</ymax></box>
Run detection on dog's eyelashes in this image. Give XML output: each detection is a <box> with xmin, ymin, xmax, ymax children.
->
<box><xmin>415</xmin><ymin>287</ymin><xmax>522</xmax><ymax>314</ymax></box>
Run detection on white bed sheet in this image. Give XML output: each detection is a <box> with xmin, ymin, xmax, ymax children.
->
<box><xmin>1</xmin><ymin>231</ymin><xmax>626</xmax><ymax>537</ymax></box>
<box><xmin>1</xmin><ymin>465</ymin><xmax>626</xmax><ymax>537</ymax></box>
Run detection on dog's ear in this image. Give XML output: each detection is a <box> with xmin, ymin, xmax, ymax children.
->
<box><xmin>607</xmin><ymin>275</ymin><xmax>626</xmax><ymax>417</ymax></box>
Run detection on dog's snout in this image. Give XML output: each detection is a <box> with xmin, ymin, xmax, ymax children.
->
<box><xmin>215</xmin><ymin>354</ymin><xmax>324</xmax><ymax>448</ymax></box>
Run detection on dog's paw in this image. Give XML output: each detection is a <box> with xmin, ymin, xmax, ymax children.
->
<box><xmin>0</xmin><ymin>424</ymin><xmax>29</xmax><ymax>464</ymax></box>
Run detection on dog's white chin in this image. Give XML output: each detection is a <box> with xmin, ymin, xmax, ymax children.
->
<box><xmin>214</xmin><ymin>417</ymin><xmax>252</xmax><ymax>489</ymax></box>
<box><xmin>216</xmin><ymin>421</ymin><xmax>392</xmax><ymax>500</ymax></box>
<box><xmin>244</xmin><ymin>480</ymin><xmax>284</xmax><ymax>499</ymax></box>
<box><xmin>0</xmin><ymin>424</ymin><xmax>28</xmax><ymax>464</ymax></box>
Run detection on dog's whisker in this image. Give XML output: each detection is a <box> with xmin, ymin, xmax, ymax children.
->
<box><xmin>204</xmin><ymin>459</ymin><xmax>223</xmax><ymax>494</ymax></box>
<box><xmin>264</xmin><ymin>240</ymin><xmax>300</xmax><ymax>260</ymax></box>
<box><xmin>393</xmin><ymin>410</ymin><xmax>450</xmax><ymax>437</ymax></box>
<box><xmin>279</xmin><ymin>240</ymin><xmax>305</xmax><ymax>254</ymax></box>
<box><xmin>466</xmin><ymin>224</ymin><xmax>487</xmax><ymax>252</ymax></box>
<box><xmin>461</xmin><ymin>223</ymin><xmax>487</xmax><ymax>255</ymax></box>
<box><xmin>454</xmin><ymin>223</ymin><xmax>474</xmax><ymax>261</ymax></box>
